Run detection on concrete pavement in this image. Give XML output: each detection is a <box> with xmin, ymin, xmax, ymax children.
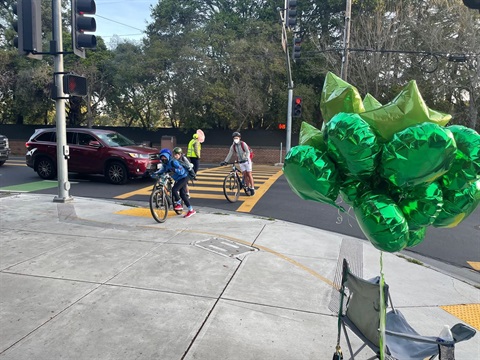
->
<box><xmin>0</xmin><ymin>192</ymin><xmax>478</xmax><ymax>359</ymax></box>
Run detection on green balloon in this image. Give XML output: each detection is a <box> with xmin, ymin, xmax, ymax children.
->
<box><xmin>299</xmin><ymin>121</ymin><xmax>327</xmax><ymax>151</ymax></box>
<box><xmin>381</xmin><ymin>123</ymin><xmax>457</xmax><ymax>189</ymax></box>
<box><xmin>441</xmin><ymin>125</ymin><xmax>480</xmax><ymax>191</ymax></box>
<box><xmin>354</xmin><ymin>192</ymin><xmax>409</xmax><ymax>253</ymax></box>
<box><xmin>406</xmin><ymin>227</ymin><xmax>427</xmax><ymax>248</ymax></box>
<box><xmin>283</xmin><ymin>145</ymin><xmax>341</xmax><ymax>209</ymax></box>
<box><xmin>326</xmin><ymin>113</ymin><xmax>381</xmax><ymax>180</ymax></box>
<box><xmin>320</xmin><ymin>72</ymin><xmax>365</xmax><ymax>123</ymax></box>
<box><xmin>398</xmin><ymin>182</ymin><xmax>443</xmax><ymax>230</ymax></box>
<box><xmin>433</xmin><ymin>180</ymin><xmax>480</xmax><ymax>228</ymax></box>
<box><xmin>340</xmin><ymin>177</ymin><xmax>371</xmax><ymax>207</ymax></box>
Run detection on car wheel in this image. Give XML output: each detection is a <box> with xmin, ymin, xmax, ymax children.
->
<box><xmin>36</xmin><ymin>157</ymin><xmax>56</xmax><ymax>180</ymax></box>
<box><xmin>106</xmin><ymin>161</ymin><xmax>128</xmax><ymax>184</ymax></box>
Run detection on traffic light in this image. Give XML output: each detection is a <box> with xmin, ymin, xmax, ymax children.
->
<box><xmin>72</xmin><ymin>0</ymin><xmax>97</xmax><ymax>58</ymax></box>
<box><xmin>463</xmin><ymin>0</ymin><xmax>480</xmax><ymax>11</ymax></box>
<box><xmin>286</xmin><ymin>0</ymin><xmax>298</xmax><ymax>29</ymax></box>
<box><xmin>292</xmin><ymin>37</ymin><xmax>301</xmax><ymax>60</ymax></box>
<box><xmin>63</xmin><ymin>74</ymin><xmax>88</xmax><ymax>97</ymax></box>
<box><xmin>12</xmin><ymin>0</ymin><xmax>42</xmax><ymax>60</ymax></box>
<box><xmin>292</xmin><ymin>96</ymin><xmax>302</xmax><ymax>117</ymax></box>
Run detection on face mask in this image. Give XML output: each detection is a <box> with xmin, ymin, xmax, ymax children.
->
<box><xmin>162</xmin><ymin>158</ymin><xmax>168</xmax><ymax>164</ymax></box>
<box><xmin>233</xmin><ymin>138</ymin><xmax>240</xmax><ymax>144</ymax></box>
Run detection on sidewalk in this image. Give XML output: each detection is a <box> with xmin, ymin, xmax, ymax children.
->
<box><xmin>0</xmin><ymin>193</ymin><xmax>478</xmax><ymax>359</ymax></box>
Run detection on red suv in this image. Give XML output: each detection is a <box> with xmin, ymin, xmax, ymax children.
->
<box><xmin>26</xmin><ymin>128</ymin><xmax>160</xmax><ymax>184</ymax></box>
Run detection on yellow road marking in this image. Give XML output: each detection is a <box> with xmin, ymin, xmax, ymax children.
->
<box><xmin>441</xmin><ymin>304</ymin><xmax>480</xmax><ymax>330</ymax></box>
<box><xmin>237</xmin><ymin>168</ymin><xmax>284</xmax><ymax>213</ymax></box>
<box><xmin>467</xmin><ymin>261</ymin><xmax>480</xmax><ymax>271</ymax></box>
<box><xmin>116</xmin><ymin>207</ymin><xmax>179</xmax><ymax>219</ymax></box>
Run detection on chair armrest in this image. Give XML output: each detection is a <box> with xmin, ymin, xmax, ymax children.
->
<box><xmin>384</xmin><ymin>330</ymin><xmax>454</xmax><ymax>346</ymax></box>
<box><xmin>451</xmin><ymin>323</ymin><xmax>476</xmax><ymax>343</ymax></box>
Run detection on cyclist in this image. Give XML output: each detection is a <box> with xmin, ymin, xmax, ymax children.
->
<box><xmin>220</xmin><ymin>132</ymin><xmax>255</xmax><ymax>195</ymax></box>
<box><xmin>173</xmin><ymin>147</ymin><xmax>194</xmax><ymax>198</ymax></box>
<box><xmin>155</xmin><ymin>151</ymin><xmax>196</xmax><ymax>218</ymax></box>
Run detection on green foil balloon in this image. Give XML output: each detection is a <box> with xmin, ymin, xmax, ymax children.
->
<box><xmin>441</xmin><ymin>125</ymin><xmax>480</xmax><ymax>191</ymax></box>
<box><xmin>359</xmin><ymin>80</ymin><xmax>451</xmax><ymax>141</ymax></box>
<box><xmin>299</xmin><ymin>121</ymin><xmax>327</xmax><ymax>152</ymax></box>
<box><xmin>326</xmin><ymin>113</ymin><xmax>381</xmax><ymax>179</ymax></box>
<box><xmin>363</xmin><ymin>93</ymin><xmax>382</xmax><ymax>112</ymax></box>
<box><xmin>340</xmin><ymin>177</ymin><xmax>371</xmax><ymax>207</ymax></box>
<box><xmin>433</xmin><ymin>180</ymin><xmax>480</xmax><ymax>228</ymax></box>
<box><xmin>398</xmin><ymin>182</ymin><xmax>443</xmax><ymax>230</ymax></box>
<box><xmin>406</xmin><ymin>227</ymin><xmax>427</xmax><ymax>248</ymax></box>
<box><xmin>283</xmin><ymin>145</ymin><xmax>341</xmax><ymax>209</ymax></box>
<box><xmin>381</xmin><ymin>123</ymin><xmax>457</xmax><ymax>188</ymax></box>
<box><xmin>320</xmin><ymin>72</ymin><xmax>365</xmax><ymax>123</ymax></box>
<box><xmin>354</xmin><ymin>192</ymin><xmax>409</xmax><ymax>252</ymax></box>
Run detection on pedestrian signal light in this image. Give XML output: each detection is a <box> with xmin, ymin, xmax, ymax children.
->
<box><xmin>63</xmin><ymin>74</ymin><xmax>88</xmax><ymax>97</ymax></box>
<box><xmin>292</xmin><ymin>96</ymin><xmax>302</xmax><ymax>118</ymax></box>
<box><xmin>278</xmin><ymin>123</ymin><xmax>286</xmax><ymax>130</ymax></box>
<box><xmin>72</xmin><ymin>0</ymin><xmax>97</xmax><ymax>58</ymax></box>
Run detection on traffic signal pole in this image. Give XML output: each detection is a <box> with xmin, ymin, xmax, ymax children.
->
<box><xmin>280</xmin><ymin>3</ymin><xmax>294</xmax><ymax>153</ymax></box>
<box><xmin>52</xmin><ymin>0</ymin><xmax>72</xmax><ymax>203</ymax></box>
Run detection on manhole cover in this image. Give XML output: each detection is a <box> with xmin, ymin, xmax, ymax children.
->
<box><xmin>195</xmin><ymin>238</ymin><xmax>257</xmax><ymax>259</ymax></box>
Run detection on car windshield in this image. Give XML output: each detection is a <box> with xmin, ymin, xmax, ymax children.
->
<box><xmin>97</xmin><ymin>132</ymin><xmax>136</xmax><ymax>147</ymax></box>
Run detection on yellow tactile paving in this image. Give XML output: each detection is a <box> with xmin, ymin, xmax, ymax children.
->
<box><xmin>467</xmin><ymin>261</ymin><xmax>480</xmax><ymax>271</ymax></box>
<box><xmin>115</xmin><ymin>207</ymin><xmax>178</xmax><ymax>219</ymax></box>
<box><xmin>440</xmin><ymin>304</ymin><xmax>480</xmax><ymax>330</ymax></box>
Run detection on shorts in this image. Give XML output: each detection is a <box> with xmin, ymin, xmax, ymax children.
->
<box><xmin>239</xmin><ymin>160</ymin><xmax>252</xmax><ymax>172</ymax></box>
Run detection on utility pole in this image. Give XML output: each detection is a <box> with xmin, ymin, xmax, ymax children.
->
<box><xmin>340</xmin><ymin>0</ymin><xmax>352</xmax><ymax>81</ymax></box>
<box><xmin>52</xmin><ymin>0</ymin><xmax>72</xmax><ymax>203</ymax></box>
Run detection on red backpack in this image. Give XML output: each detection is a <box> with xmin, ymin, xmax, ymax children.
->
<box><xmin>234</xmin><ymin>141</ymin><xmax>254</xmax><ymax>160</ymax></box>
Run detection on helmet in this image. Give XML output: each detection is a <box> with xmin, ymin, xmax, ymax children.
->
<box><xmin>193</xmin><ymin>134</ymin><xmax>199</xmax><ymax>139</ymax></box>
<box><xmin>173</xmin><ymin>147</ymin><xmax>182</xmax><ymax>154</ymax></box>
<box><xmin>160</xmin><ymin>148</ymin><xmax>172</xmax><ymax>156</ymax></box>
<box><xmin>232</xmin><ymin>131</ymin><xmax>241</xmax><ymax>138</ymax></box>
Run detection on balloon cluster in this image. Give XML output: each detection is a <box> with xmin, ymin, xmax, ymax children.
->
<box><xmin>283</xmin><ymin>73</ymin><xmax>480</xmax><ymax>253</ymax></box>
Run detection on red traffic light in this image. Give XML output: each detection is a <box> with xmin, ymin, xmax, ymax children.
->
<box><xmin>294</xmin><ymin>97</ymin><xmax>302</xmax><ymax>105</ymax></box>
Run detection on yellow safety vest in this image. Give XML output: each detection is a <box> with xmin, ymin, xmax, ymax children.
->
<box><xmin>187</xmin><ymin>139</ymin><xmax>201</xmax><ymax>158</ymax></box>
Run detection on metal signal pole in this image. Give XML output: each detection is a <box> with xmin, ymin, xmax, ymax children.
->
<box><xmin>52</xmin><ymin>0</ymin><xmax>72</xmax><ymax>203</ymax></box>
<box><xmin>340</xmin><ymin>0</ymin><xmax>352</xmax><ymax>81</ymax></box>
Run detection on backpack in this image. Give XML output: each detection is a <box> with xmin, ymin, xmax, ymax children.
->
<box><xmin>234</xmin><ymin>141</ymin><xmax>254</xmax><ymax>161</ymax></box>
<box><xmin>178</xmin><ymin>155</ymin><xmax>196</xmax><ymax>180</ymax></box>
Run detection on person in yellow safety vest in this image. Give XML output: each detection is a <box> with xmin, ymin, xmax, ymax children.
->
<box><xmin>187</xmin><ymin>133</ymin><xmax>201</xmax><ymax>174</ymax></box>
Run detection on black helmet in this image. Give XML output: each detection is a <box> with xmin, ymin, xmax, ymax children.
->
<box><xmin>232</xmin><ymin>131</ymin><xmax>241</xmax><ymax>138</ymax></box>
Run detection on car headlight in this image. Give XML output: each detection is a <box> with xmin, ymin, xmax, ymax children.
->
<box><xmin>5</xmin><ymin>139</ymin><xmax>9</xmax><ymax>148</ymax></box>
<box><xmin>128</xmin><ymin>153</ymin><xmax>149</xmax><ymax>159</ymax></box>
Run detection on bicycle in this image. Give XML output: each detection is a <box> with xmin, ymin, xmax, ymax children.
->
<box><xmin>149</xmin><ymin>173</ymin><xmax>183</xmax><ymax>223</ymax></box>
<box><xmin>221</xmin><ymin>161</ymin><xmax>251</xmax><ymax>203</ymax></box>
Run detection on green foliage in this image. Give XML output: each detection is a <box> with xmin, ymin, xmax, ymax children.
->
<box><xmin>0</xmin><ymin>0</ymin><xmax>478</xmax><ymax>131</ymax></box>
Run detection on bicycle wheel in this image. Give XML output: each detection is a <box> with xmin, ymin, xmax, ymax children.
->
<box><xmin>223</xmin><ymin>173</ymin><xmax>241</xmax><ymax>203</ymax></box>
<box><xmin>150</xmin><ymin>188</ymin><xmax>168</xmax><ymax>223</ymax></box>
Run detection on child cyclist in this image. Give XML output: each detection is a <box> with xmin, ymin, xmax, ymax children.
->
<box><xmin>220</xmin><ymin>132</ymin><xmax>255</xmax><ymax>195</ymax></box>
<box><xmin>154</xmin><ymin>151</ymin><xmax>196</xmax><ymax>218</ymax></box>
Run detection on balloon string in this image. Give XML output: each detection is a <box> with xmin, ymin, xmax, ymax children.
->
<box><xmin>379</xmin><ymin>251</ymin><xmax>386</xmax><ymax>360</ymax></box>
<box><xmin>336</xmin><ymin>204</ymin><xmax>355</xmax><ymax>226</ymax></box>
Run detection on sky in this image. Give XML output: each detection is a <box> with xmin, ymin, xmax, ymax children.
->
<box><xmin>94</xmin><ymin>0</ymin><xmax>156</xmax><ymax>45</ymax></box>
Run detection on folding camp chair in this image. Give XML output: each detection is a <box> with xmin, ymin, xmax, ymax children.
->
<box><xmin>333</xmin><ymin>259</ymin><xmax>476</xmax><ymax>360</ymax></box>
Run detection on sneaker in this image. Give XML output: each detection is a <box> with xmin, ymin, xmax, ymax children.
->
<box><xmin>250</xmin><ymin>187</ymin><xmax>255</xmax><ymax>195</ymax></box>
<box><xmin>184</xmin><ymin>209</ymin><xmax>196</xmax><ymax>218</ymax></box>
<box><xmin>174</xmin><ymin>204</ymin><xmax>183</xmax><ymax>211</ymax></box>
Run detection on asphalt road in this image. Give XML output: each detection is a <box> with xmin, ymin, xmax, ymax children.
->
<box><xmin>1</xmin><ymin>157</ymin><xmax>479</xmax><ymax>282</ymax></box>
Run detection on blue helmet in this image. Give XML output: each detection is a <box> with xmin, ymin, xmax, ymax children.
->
<box><xmin>159</xmin><ymin>148</ymin><xmax>172</xmax><ymax>156</ymax></box>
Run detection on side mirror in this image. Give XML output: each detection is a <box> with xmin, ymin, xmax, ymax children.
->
<box><xmin>89</xmin><ymin>140</ymin><xmax>102</xmax><ymax>148</ymax></box>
